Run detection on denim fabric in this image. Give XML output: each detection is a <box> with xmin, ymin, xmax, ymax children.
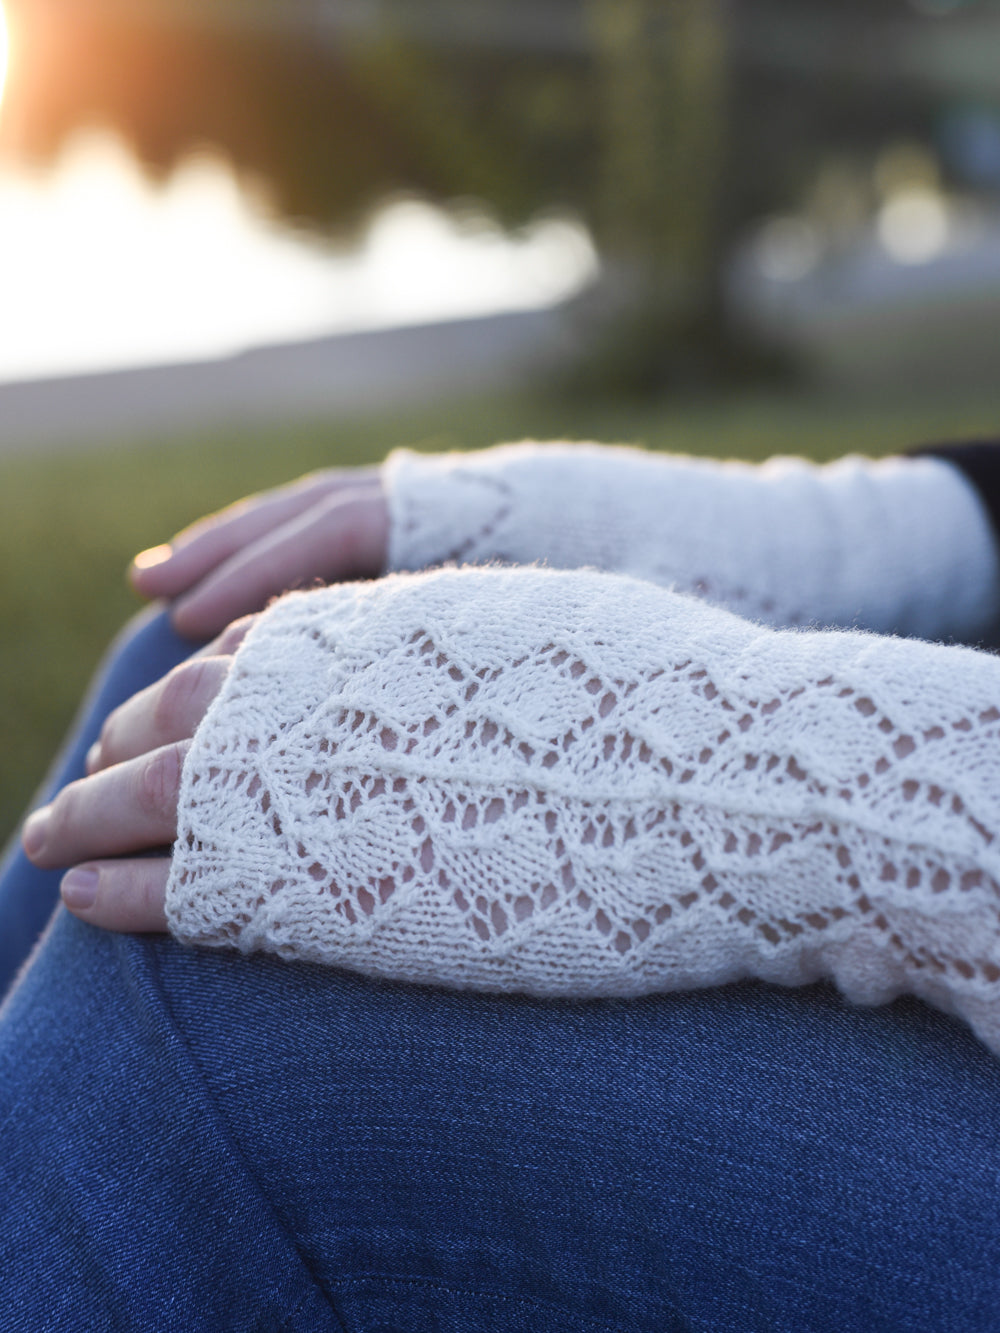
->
<box><xmin>2</xmin><ymin>610</ymin><xmax>1000</xmax><ymax>1331</ymax></box>
<box><xmin>0</xmin><ymin>605</ymin><xmax>195</xmax><ymax>997</ymax></box>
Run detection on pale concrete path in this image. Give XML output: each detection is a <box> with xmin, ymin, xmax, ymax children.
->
<box><xmin>0</xmin><ymin>307</ymin><xmax>576</xmax><ymax>454</ymax></box>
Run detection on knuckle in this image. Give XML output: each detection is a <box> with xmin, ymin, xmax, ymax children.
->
<box><xmin>217</xmin><ymin>617</ymin><xmax>254</xmax><ymax>655</ymax></box>
<box><xmin>96</xmin><ymin>713</ymin><xmax>118</xmax><ymax>763</ymax></box>
<box><xmin>155</xmin><ymin>661</ymin><xmax>206</xmax><ymax>734</ymax></box>
<box><xmin>137</xmin><ymin>745</ymin><xmax>183</xmax><ymax>819</ymax></box>
<box><xmin>50</xmin><ymin>781</ymin><xmax>78</xmax><ymax>833</ymax></box>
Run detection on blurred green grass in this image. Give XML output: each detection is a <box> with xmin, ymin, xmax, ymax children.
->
<box><xmin>4</xmin><ymin>384</ymin><xmax>1000</xmax><ymax>850</ymax></box>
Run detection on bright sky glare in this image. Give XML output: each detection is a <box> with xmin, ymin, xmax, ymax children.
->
<box><xmin>0</xmin><ymin>128</ymin><xmax>599</xmax><ymax>384</ymax></box>
<box><xmin>0</xmin><ymin>2</ymin><xmax>9</xmax><ymax>114</ymax></box>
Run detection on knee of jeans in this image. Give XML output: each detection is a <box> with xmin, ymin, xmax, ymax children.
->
<box><xmin>100</xmin><ymin>605</ymin><xmax>206</xmax><ymax>692</ymax></box>
<box><xmin>110</xmin><ymin>603</ymin><xmax>204</xmax><ymax>662</ymax></box>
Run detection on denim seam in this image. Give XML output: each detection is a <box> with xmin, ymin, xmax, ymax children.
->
<box><xmin>277</xmin><ymin>1282</ymin><xmax>349</xmax><ymax>1333</ymax></box>
<box><xmin>138</xmin><ymin>938</ymin><xmax>350</xmax><ymax>1333</ymax></box>
<box><xmin>327</xmin><ymin>1272</ymin><xmax>690</xmax><ymax>1332</ymax></box>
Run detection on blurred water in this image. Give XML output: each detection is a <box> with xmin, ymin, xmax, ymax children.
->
<box><xmin>0</xmin><ymin>128</ymin><xmax>598</xmax><ymax>385</ymax></box>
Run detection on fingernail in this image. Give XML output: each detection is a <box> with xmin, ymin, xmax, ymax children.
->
<box><xmin>132</xmin><ymin>544</ymin><xmax>172</xmax><ymax>573</ymax></box>
<box><xmin>85</xmin><ymin>741</ymin><xmax>101</xmax><ymax>774</ymax></box>
<box><xmin>22</xmin><ymin>808</ymin><xmax>49</xmax><ymax>858</ymax></box>
<box><xmin>62</xmin><ymin>867</ymin><xmax>99</xmax><ymax>910</ymax></box>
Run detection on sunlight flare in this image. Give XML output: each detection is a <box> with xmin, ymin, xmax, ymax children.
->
<box><xmin>0</xmin><ymin>2</ymin><xmax>9</xmax><ymax>115</ymax></box>
<box><xmin>0</xmin><ymin>129</ymin><xmax>598</xmax><ymax>382</ymax></box>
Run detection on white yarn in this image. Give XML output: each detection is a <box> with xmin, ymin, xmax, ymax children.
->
<box><xmin>167</xmin><ymin>566</ymin><xmax>1000</xmax><ymax>1056</ymax></box>
<box><xmin>385</xmin><ymin>443</ymin><xmax>1000</xmax><ymax>641</ymax></box>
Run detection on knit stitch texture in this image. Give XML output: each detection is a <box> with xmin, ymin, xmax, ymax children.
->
<box><xmin>166</xmin><ymin>565</ymin><xmax>1000</xmax><ymax>1057</ymax></box>
<box><xmin>385</xmin><ymin>443</ymin><xmax>1000</xmax><ymax>640</ymax></box>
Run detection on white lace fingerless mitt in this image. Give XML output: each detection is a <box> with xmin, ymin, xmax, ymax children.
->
<box><xmin>385</xmin><ymin>443</ymin><xmax>1000</xmax><ymax>642</ymax></box>
<box><xmin>166</xmin><ymin>566</ymin><xmax>1000</xmax><ymax>1057</ymax></box>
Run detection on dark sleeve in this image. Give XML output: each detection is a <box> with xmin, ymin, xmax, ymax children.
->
<box><xmin>910</xmin><ymin>441</ymin><xmax>1000</xmax><ymax>541</ymax></box>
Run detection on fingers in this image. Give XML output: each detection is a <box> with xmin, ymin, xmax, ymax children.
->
<box><xmin>23</xmin><ymin>742</ymin><xmax>188</xmax><ymax>870</ymax></box>
<box><xmin>60</xmin><ymin>858</ymin><xmax>169</xmax><ymax>933</ymax></box>
<box><xmin>169</xmin><ymin>485</ymin><xmax>389</xmax><ymax>639</ymax></box>
<box><xmin>87</xmin><ymin>656</ymin><xmax>231</xmax><ymax>774</ymax></box>
<box><xmin>130</xmin><ymin>468</ymin><xmax>379</xmax><ymax>602</ymax></box>
<box><xmin>201</xmin><ymin>614</ymin><xmax>258</xmax><ymax>657</ymax></box>
<box><xmin>85</xmin><ymin>617</ymin><xmax>254</xmax><ymax>775</ymax></box>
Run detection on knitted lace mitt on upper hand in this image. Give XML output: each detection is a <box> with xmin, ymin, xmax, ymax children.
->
<box><xmin>384</xmin><ymin>442</ymin><xmax>1000</xmax><ymax>641</ymax></box>
<box><xmin>166</xmin><ymin>566</ymin><xmax>1000</xmax><ymax>1057</ymax></box>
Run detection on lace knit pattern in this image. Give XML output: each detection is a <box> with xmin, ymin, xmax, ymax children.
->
<box><xmin>385</xmin><ymin>443</ymin><xmax>1000</xmax><ymax>641</ymax></box>
<box><xmin>166</xmin><ymin>566</ymin><xmax>1000</xmax><ymax>1056</ymax></box>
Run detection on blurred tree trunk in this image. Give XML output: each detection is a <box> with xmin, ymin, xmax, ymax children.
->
<box><xmin>584</xmin><ymin>0</ymin><xmax>729</xmax><ymax>388</ymax></box>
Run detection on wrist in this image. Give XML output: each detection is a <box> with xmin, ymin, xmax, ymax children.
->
<box><xmin>384</xmin><ymin>443</ymin><xmax>1000</xmax><ymax>642</ymax></box>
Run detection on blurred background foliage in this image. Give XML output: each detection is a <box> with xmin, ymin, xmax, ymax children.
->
<box><xmin>8</xmin><ymin>0</ymin><xmax>1000</xmax><ymax>386</ymax></box>
<box><xmin>6</xmin><ymin>0</ymin><xmax>1000</xmax><ymax>844</ymax></box>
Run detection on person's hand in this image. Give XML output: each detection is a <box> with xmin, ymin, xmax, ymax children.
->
<box><xmin>21</xmin><ymin>618</ymin><xmax>255</xmax><ymax>932</ymax></box>
<box><xmin>130</xmin><ymin>468</ymin><xmax>389</xmax><ymax>640</ymax></box>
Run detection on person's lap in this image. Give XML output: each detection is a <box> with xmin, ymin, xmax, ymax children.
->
<box><xmin>2</xmin><ymin>611</ymin><xmax>1000</xmax><ymax>1332</ymax></box>
<box><xmin>0</xmin><ymin>606</ymin><xmax>193</xmax><ymax>992</ymax></box>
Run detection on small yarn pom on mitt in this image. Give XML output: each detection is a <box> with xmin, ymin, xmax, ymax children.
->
<box><xmin>166</xmin><ymin>566</ymin><xmax>1000</xmax><ymax>1056</ymax></box>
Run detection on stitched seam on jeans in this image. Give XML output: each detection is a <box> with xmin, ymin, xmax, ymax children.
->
<box><xmin>276</xmin><ymin>1283</ymin><xmax>349</xmax><ymax>1333</ymax></box>
<box><xmin>328</xmin><ymin>1273</ymin><xmax>689</xmax><ymax>1332</ymax></box>
<box><xmin>138</xmin><ymin>940</ymin><xmax>349</xmax><ymax>1333</ymax></box>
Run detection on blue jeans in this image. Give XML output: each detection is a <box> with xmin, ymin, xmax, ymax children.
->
<box><xmin>2</xmin><ymin>610</ymin><xmax>1000</xmax><ymax>1331</ymax></box>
